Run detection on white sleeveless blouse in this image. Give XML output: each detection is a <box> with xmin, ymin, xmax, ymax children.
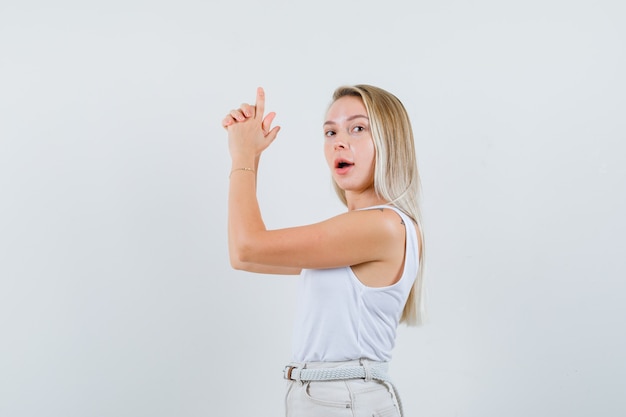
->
<box><xmin>291</xmin><ymin>205</ymin><xmax>419</xmax><ymax>362</ymax></box>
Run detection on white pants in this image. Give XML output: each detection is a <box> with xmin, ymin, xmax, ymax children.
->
<box><xmin>284</xmin><ymin>360</ymin><xmax>401</xmax><ymax>417</ymax></box>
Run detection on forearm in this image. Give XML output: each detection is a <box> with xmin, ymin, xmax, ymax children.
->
<box><xmin>224</xmin><ymin>87</ymin><xmax>281</xmax><ymax>266</ymax></box>
<box><xmin>228</xmin><ymin>155</ymin><xmax>266</xmax><ymax>262</ymax></box>
<box><xmin>231</xmin><ymin>259</ymin><xmax>302</xmax><ymax>275</ymax></box>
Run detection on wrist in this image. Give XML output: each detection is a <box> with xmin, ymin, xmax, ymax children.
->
<box><xmin>254</xmin><ymin>155</ymin><xmax>261</xmax><ymax>171</ymax></box>
<box><xmin>229</xmin><ymin>167</ymin><xmax>255</xmax><ymax>178</ymax></box>
<box><xmin>230</xmin><ymin>154</ymin><xmax>256</xmax><ymax>169</ymax></box>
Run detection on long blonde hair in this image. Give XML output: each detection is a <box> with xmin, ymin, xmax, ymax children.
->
<box><xmin>330</xmin><ymin>85</ymin><xmax>426</xmax><ymax>325</ymax></box>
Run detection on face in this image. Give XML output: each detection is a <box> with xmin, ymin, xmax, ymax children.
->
<box><xmin>323</xmin><ymin>96</ymin><xmax>376</xmax><ymax>195</ymax></box>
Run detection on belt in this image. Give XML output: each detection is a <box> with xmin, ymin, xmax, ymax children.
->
<box><xmin>283</xmin><ymin>360</ymin><xmax>404</xmax><ymax>416</ymax></box>
<box><xmin>284</xmin><ymin>361</ymin><xmax>389</xmax><ymax>382</ymax></box>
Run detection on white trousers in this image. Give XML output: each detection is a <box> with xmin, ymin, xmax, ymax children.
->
<box><xmin>284</xmin><ymin>360</ymin><xmax>401</xmax><ymax>417</ymax></box>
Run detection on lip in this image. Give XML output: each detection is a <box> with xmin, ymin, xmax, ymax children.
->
<box><xmin>333</xmin><ymin>157</ymin><xmax>354</xmax><ymax>175</ymax></box>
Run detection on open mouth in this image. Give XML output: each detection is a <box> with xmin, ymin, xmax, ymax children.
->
<box><xmin>335</xmin><ymin>159</ymin><xmax>354</xmax><ymax>169</ymax></box>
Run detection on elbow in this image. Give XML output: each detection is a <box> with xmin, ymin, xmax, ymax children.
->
<box><xmin>230</xmin><ymin>258</ymin><xmax>246</xmax><ymax>271</ymax></box>
<box><xmin>236</xmin><ymin>242</ymin><xmax>256</xmax><ymax>264</ymax></box>
<box><xmin>229</xmin><ymin>240</ymin><xmax>256</xmax><ymax>269</ymax></box>
<box><xmin>229</xmin><ymin>251</ymin><xmax>250</xmax><ymax>271</ymax></box>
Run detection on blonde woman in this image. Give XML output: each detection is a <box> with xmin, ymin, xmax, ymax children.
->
<box><xmin>222</xmin><ymin>84</ymin><xmax>424</xmax><ymax>417</ymax></box>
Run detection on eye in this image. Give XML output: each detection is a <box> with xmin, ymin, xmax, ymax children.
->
<box><xmin>324</xmin><ymin>130</ymin><xmax>336</xmax><ymax>137</ymax></box>
<box><xmin>352</xmin><ymin>125</ymin><xmax>365</xmax><ymax>133</ymax></box>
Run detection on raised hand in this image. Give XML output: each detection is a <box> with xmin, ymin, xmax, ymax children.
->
<box><xmin>222</xmin><ymin>87</ymin><xmax>281</xmax><ymax>160</ymax></box>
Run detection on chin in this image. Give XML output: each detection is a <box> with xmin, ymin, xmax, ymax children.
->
<box><xmin>335</xmin><ymin>183</ymin><xmax>365</xmax><ymax>194</ymax></box>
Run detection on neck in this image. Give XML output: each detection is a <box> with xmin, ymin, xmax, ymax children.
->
<box><xmin>345</xmin><ymin>190</ymin><xmax>388</xmax><ymax>211</ymax></box>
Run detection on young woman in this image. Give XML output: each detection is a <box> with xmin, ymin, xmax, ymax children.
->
<box><xmin>222</xmin><ymin>85</ymin><xmax>424</xmax><ymax>417</ymax></box>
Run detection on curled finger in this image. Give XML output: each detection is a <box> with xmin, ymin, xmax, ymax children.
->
<box><xmin>229</xmin><ymin>108</ymin><xmax>246</xmax><ymax>122</ymax></box>
<box><xmin>222</xmin><ymin>115</ymin><xmax>235</xmax><ymax>129</ymax></box>
<box><xmin>240</xmin><ymin>103</ymin><xmax>255</xmax><ymax>118</ymax></box>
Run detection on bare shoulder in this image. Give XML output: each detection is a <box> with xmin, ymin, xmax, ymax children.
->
<box><xmin>360</xmin><ymin>206</ymin><xmax>422</xmax><ymax>255</ymax></box>
<box><xmin>375</xmin><ymin>207</ymin><xmax>423</xmax><ymax>257</ymax></box>
<box><xmin>343</xmin><ymin>207</ymin><xmax>407</xmax><ymax>249</ymax></box>
<box><xmin>360</xmin><ymin>207</ymin><xmax>407</xmax><ymax>230</ymax></box>
<box><xmin>333</xmin><ymin>207</ymin><xmax>405</xmax><ymax>237</ymax></box>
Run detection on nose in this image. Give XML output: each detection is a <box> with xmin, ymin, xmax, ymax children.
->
<box><xmin>333</xmin><ymin>134</ymin><xmax>348</xmax><ymax>150</ymax></box>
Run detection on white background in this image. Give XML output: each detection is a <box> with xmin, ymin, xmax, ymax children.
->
<box><xmin>1</xmin><ymin>1</ymin><xmax>625</xmax><ymax>416</ymax></box>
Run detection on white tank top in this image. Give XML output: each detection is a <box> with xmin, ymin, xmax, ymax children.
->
<box><xmin>291</xmin><ymin>205</ymin><xmax>419</xmax><ymax>362</ymax></box>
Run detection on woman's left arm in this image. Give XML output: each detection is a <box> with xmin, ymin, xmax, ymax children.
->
<box><xmin>225</xmin><ymin>88</ymin><xmax>299</xmax><ymax>273</ymax></box>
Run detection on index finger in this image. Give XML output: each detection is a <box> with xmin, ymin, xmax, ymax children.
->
<box><xmin>255</xmin><ymin>87</ymin><xmax>265</xmax><ymax>120</ymax></box>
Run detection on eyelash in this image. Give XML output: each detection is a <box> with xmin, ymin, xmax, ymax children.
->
<box><xmin>324</xmin><ymin>126</ymin><xmax>366</xmax><ymax>137</ymax></box>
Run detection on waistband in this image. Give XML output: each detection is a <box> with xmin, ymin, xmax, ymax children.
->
<box><xmin>284</xmin><ymin>359</ymin><xmax>389</xmax><ymax>383</ymax></box>
<box><xmin>283</xmin><ymin>359</ymin><xmax>403</xmax><ymax>417</ymax></box>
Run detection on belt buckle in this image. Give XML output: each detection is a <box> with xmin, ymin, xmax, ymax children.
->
<box><xmin>283</xmin><ymin>365</ymin><xmax>296</xmax><ymax>380</ymax></box>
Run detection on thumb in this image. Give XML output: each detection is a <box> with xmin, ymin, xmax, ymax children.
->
<box><xmin>262</xmin><ymin>112</ymin><xmax>277</xmax><ymax>134</ymax></box>
<box><xmin>264</xmin><ymin>125</ymin><xmax>281</xmax><ymax>144</ymax></box>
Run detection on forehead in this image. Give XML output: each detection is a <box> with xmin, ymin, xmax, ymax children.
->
<box><xmin>326</xmin><ymin>96</ymin><xmax>367</xmax><ymax>121</ymax></box>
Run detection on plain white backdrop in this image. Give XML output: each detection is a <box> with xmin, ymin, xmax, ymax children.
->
<box><xmin>1</xmin><ymin>1</ymin><xmax>625</xmax><ymax>416</ymax></box>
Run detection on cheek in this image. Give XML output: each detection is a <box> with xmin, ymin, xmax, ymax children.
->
<box><xmin>323</xmin><ymin>142</ymin><xmax>334</xmax><ymax>166</ymax></box>
<box><xmin>364</xmin><ymin>141</ymin><xmax>377</xmax><ymax>166</ymax></box>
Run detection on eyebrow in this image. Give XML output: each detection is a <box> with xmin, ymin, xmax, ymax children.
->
<box><xmin>323</xmin><ymin>114</ymin><xmax>369</xmax><ymax>126</ymax></box>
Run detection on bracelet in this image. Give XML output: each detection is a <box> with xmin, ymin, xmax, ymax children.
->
<box><xmin>229</xmin><ymin>167</ymin><xmax>255</xmax><ymax>178</ymax></box>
